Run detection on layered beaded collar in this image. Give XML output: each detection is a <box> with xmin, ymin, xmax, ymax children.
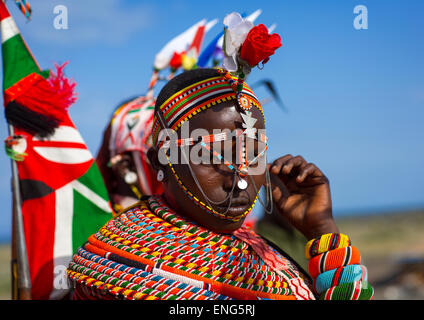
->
<box><xmin>68</xmin><ymin>196</ymin><xmax>315</xmax><ymax>300</ymax></box>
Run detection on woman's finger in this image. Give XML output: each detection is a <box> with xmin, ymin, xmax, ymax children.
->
<box><xmin>269</xmin><ymin>171</ymin><xmax>290</xmax><ymax>198</ymax></box>
<box><xmin>296</xmin><ymin>163</ymin><xmax>317</xmax><ymax>183</ymax></box>
<box><xmin>270</xmin><ymin>154</ymin><xmax>293</xmax><ymax>175</ymax></box>
<box><xmin>282</xmin><ymin>155</ymin><xmax>306</xmax><ymax>175</ymax></box>
<box><xmin>271</xmin><ymin>183</ymin><xmax>288</xmax><ymax>208</ymax></box>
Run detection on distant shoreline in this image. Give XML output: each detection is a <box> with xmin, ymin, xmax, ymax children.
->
<box><xmin>335</xmin><ymin>205</ymin><xmax>424</xmax><ymax>219</ymax></box>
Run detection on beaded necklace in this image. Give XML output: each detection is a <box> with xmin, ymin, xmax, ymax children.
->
<box><xmin>68</xmin><ymin>196</ymin><xmax>315</xmax><ymax>300</ymax></box>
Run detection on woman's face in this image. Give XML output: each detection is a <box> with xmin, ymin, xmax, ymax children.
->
<box><xmin>149</xmin><ymin>100</ymin><xmax>267</xmax><ymax>233</ymax></box>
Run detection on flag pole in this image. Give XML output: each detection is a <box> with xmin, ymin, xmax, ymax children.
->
<box><xmin>8</xmin><ymin>124</ymin><xmax>32</xmax><ymax>300</ymax></box>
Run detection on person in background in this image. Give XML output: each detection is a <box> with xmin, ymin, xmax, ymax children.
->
<box><xmin>96</xmin><ymin>96</ymin><xmax>163</xmax><ymax>213</ymax></box>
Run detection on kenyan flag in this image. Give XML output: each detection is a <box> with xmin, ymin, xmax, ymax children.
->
<box><xmin>1</xmin><ymin>2</ymin><xmax>113</xmax><ymax>299</ymax></box>
<box><xmin>0</xmin><ymin>2</ymin><xmax>48</xmax><ymax>106</ymax></box>
<box><xmin>16</xmin><ymin>119</ymin><xmax>114</xmax><ymax>300</ymax></box>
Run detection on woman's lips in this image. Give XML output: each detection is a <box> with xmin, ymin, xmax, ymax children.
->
<box><xmin>214</xmin><ymin>198</ymin><xmax>250</xmax><ymax>217</ymax></box>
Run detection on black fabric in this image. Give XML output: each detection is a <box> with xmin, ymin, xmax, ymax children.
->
<box><xmin>5</xmin><ymin>101</ymin><xmax>59</xmax><ymax>137</ymax></box>
<box><xmin>20</xmin><ymin>179</ymin><xmax>54</xmax><ymax>201</ymax></box>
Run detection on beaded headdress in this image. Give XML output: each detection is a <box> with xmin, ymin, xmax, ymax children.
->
<box><xmin>151</xmin><ymin>73</ymin><xmax>264</xmax><ymax>145</ymax></box>
<box><xmin>152</xmin><ymin>12</ymin><xmax>282</xmax><ymax>222</ymax></box>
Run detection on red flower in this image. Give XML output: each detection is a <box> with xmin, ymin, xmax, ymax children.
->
<box><xmin>239</xmin><ymin>24</ymin><xmax>282</xmax><ymax>67</ymax></box>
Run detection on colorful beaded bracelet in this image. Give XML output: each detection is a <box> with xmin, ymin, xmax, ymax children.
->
<box><xmin>319</xmin><ymin>280</ymin><xmax>374</xmax><ymax>300</ymax></box>
<box><xmin>313</xmin><ymin>264</ymin><xmax>368</xmax><ymax>294</ymax></box>
<box><xmin>305</xmin><ymin>233</ymin><xmax>351</xmax><ymax>259</ymax></box>
<box><xmin>308</xmin><ymin>246</ymin><xmax>361</xmax><ymax>279</ymax></box>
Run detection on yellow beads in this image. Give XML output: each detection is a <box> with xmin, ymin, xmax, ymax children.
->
<box><xmin>305</xmin><ymin>233</ymin><xmax>351</xmax><ymax>259</ymax></box>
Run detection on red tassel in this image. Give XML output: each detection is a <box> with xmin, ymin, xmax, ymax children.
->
<box><xmin>13</xmin><ymin>62</ymin><xmax>77</xmax><ymax>122</ymax></box>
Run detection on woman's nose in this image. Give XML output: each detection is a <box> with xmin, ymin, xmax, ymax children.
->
<box><xmin>222</xmin><ymin>170</ymin><xmax>237</xmax><ymax>192</ymax></box>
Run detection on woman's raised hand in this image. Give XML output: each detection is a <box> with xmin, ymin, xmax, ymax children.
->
<box><xmin>268</xmin><ymin>155</ymin><xmax>339</xmax><ymax>240</ymax></box>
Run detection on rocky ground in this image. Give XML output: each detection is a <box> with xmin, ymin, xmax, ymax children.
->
<box><xmin>335</xmin><ymin>210</ymin><xmax>424</xmax><ymax>300</ymax></box>
<box><xmin>0</xmin><ymin>244</ymin><xmax>10</xmax><ymax>300</ymax></box>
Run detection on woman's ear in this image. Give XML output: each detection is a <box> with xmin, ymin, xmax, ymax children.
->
<box><xmin>147</xmin><ymin>147</ymin><xmax>168</xmax><ymax>182</ymax></box>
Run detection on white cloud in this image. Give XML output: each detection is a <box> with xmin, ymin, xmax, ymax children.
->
<box><xmin>10</xmin><ymin>0</ymin><xmax>156</xmax><ymax>47</ymax></box>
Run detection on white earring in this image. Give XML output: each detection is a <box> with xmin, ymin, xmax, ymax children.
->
<box><xmin>124</xmin><ymin>171</ymin><xmax>138</xmax><ymax>185</ymax></box>
<box><xmin>237</xmin><ymin>178</ymin><xmax>248</xmax><ymax>190</ymax></box>
<box><xmin>157</xmin><ymin>170</ymin><xmax>164</xmax><ymax>182</ymax></box>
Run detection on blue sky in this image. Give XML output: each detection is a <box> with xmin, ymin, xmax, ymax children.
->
<box><xmin>0</xmin><ymin>0</ymin><xmax>423</xmax><ymax>239</ymax></box>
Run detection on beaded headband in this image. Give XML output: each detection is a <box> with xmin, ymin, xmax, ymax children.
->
<box><xmin>151</xmin><ymin>73</ymin><xmax>264</xmax><ymax>147</ymax></box>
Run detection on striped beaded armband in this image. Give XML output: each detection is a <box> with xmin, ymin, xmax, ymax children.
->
<box><xmin>313</xmin><ymin>264</ymin><xmax>368</xmax><ymax>294</ymax></box>
<box><xmin>308</xmin><ymin>246</ymin><xmax>361</xmax><ymax>279</ymax></box>
<box><xmin>305</xmin><ymin>233</ymin><xmax>351</xmax><ymax>259</ymax></box>
<box><xmin>320</xmin><ymin>280</ymin><xmax>374</xmax><ymax>300</ymax></box>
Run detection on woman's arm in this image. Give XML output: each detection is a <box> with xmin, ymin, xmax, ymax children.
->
<box><xmin>268</xmin><ymin>155</ymin><xmax>374</xmax><ymax>300</ymax></box>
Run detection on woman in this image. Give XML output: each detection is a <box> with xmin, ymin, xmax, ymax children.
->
<box><xmin>96</xmin><ymin>96</ymin><xmax>163</xmax><ymax>213</ymax></box>
<box><xmin>67</xmin><ymin>68</ymin><xmax>373</xmax><ymax>300</ymax></box>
